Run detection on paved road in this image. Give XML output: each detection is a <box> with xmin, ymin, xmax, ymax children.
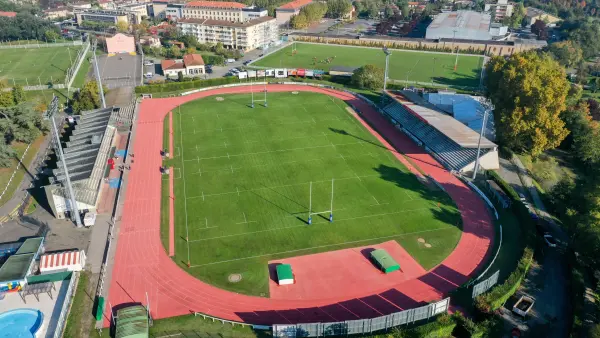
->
<box><xmin>497</xmin><ymin>156</ymin><xmax>569</xmax><ymax>338</ymax></box>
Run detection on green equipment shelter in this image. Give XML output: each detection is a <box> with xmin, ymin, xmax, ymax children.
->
<box><xmin>276</xmin><ymin>264</ymin><xmax>294</xmax><ymax>285</ymax></box>
<box><xmin>370</xmin><ymin>249</ymin><xmax>400</xmax><ymax>273</ymax></box>
<box><xmin>115</xmin><ymin>305</ymin><xmax>149</xmax><ymax>338</ymax></box>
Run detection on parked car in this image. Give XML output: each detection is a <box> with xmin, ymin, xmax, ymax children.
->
<box><xmin>144</xmin><ymin>72</ymin><xmax>153</xmax><ymax>79</ymax></box>
<box><xmin>243</xmin><ymin>59</ymin><xmax>252</xmax><ymax>65</ymax></box>
<box><xmin>543</xmin><ymin>233</ymin><xmax>558</xmax><ymax>247</ymax></box>
<box><xmin>518</xmin><ymin>193</ymin><xmax>527</xmax><ymax>203</ymax></box>
<box><xmin>226</xmin><ymin>58</ymin><xmax>235</xmax><ymax>63</ymax></box>
<box><xmin>144</xmin><ymin>60</ymin><xmax>154</xmax><ymax>66</ymax></box>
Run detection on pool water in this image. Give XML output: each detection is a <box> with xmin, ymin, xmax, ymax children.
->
<box><xmin>0</xmin><ymin>309</ymin><xmax>44</xmax><ymax>338</ymax></box>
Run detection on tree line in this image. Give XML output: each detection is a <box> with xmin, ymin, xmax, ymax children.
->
<box><xmin>289</xmin><ymin>0</ymin><xmax>351</xmax><ymax>29</ymax></box>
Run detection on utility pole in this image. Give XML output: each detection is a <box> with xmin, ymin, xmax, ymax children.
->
<box><xmin>45</xmin><ymin>96</ymin><xmax>83</xmax><ymax>227</ymax></box>
<box><xmin>381</xmin><ymin>47</ymin><xmax>391</xmax><ymax>105</ymax></box>
<box><xmin>92</xmin><ymin>43</ymin><xmax>106</xmax><ymax>108</ymax></box>
<box><xmin>472</xmin><ymin>100</ymin><xmax>494</xmax><ymax>180</ymax></box>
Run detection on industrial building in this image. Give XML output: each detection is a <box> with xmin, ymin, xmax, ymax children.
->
<box><xmin>425</xmin><ymin>10</ymin><xmax>507</xmax><ymax>41</ymax></box>
<box><xmin>178</xmin><ymin>16</ymin><xmax>278</xmax><ymax>51</ymax></box>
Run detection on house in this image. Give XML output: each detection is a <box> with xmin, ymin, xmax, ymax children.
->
<box><xmin>0</xmin><ymin>11</ymin><xmax>17</xmax><ymax>17</ymax></box>
<box><xmin>525</xmin><ymin>7</ymin><xmax>561</xmax><ymax>27</ymax></box>
<box><xmin>140</xmin><ymin>34</ymin><xmax>161</xmax><ymax>47</ymax></box>
<box><xmin>161</xmin><ymin>53</ymin><xmax>205</xmax><ymax>78</ymax></box>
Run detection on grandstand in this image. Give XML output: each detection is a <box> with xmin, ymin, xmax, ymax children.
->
<box><xmin>382</xmin><ymin>90</ymin><xmax>499</xmax><ymax>173</ymax></box>
<box><xmin>44</xmin><ymin>107</ymin><xmax>118</xmax><ymax>219</ymax></box>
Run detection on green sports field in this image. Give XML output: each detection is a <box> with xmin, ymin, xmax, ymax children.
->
<box><xmin>0</xmin><ymin>46</ymin><xmax>79</xmax><ymax>86</ymax></box>
<box><xmin>252</xmin><ymin>43</ymin><xmax>484</xmax><ymax>88</ymax></box>
<box><xmin>167</xmin><ymin>92</ymin><xmax>462</xmax><ymax>296</ymax></box>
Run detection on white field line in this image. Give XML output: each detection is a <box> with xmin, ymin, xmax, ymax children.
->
<box><xmin>189</xmin><ymin>225</ymin><xmax>454</xmax><ymax>267</ymax></box>
<box><xmin>189</xmin><ymin>206</ymin><xmax>432</xmax><ymax>243</ymax></box>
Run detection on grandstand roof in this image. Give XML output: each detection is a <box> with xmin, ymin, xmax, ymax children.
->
<box><xmin>385</xmin><ymin>90</ymin><xmax>496</xmax><ymax>149</ymax></box>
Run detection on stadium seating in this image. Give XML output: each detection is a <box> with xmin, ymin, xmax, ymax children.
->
<box><xmin>382</xmin><ymin>102</ymin><xmax>489</xmax><ymax>171</ymax></box>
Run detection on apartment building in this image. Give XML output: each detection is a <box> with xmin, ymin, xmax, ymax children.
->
<box><xmin>484</xmin><ymin>0</ymin><xmax>514</xmax><ymax>23</ymax></box>
<box><xmin>178</xmin><ymin>16</ymin><xmax>278</xmax><ymax>51</ymax></box>
<box><xmin>183</xmin><ymin>1</ymin><xmax>246</xmax><ymax>21</ymax></box>
<box><xmin>118</xmin><ymin>3</ymin><xmax>148</xmax><ymax>22</ymax></box>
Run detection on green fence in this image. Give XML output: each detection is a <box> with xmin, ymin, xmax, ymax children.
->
<box><xmin>27</xmin><ymin>271</ymin><xmax>72</xmax><ymax>284</ymax></box>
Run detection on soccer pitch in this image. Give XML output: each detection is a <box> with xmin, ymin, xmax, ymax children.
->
<box><xmin>0</xmin><ymin>46</ymin><xmax>78</xmax><ymax>86</ymax></box>
<box><xmin>253</xmin><ymin>43</ymin><xmax>484</xmax><ymax>88</ymax></box>
<box><xmin>168</xmin><ymin>92</ymin><xmax>462</xmax><ymax>296</ymax></box>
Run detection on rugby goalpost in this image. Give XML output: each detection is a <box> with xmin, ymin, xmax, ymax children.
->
<box><xmin>250</xmin><ymin>75</ymin><xmax>268</xmax><ymax>108</ymax></box>
<box><xmin>307</xmin><ymin>178</ymin><xmax>334</xmax><ymax>225</ymax></box>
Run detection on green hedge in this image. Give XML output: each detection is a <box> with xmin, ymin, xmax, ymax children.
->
<box><xmin>393</xmin><ymin>314</ymin><xmax>456</xmax><ymax>338</ymax></box>
<box><xmin>452</xmin><ymin>312</ymin><xmax>502</xmax><ymax>338</ymax></box>
<box><xmin>475</xmin><ymin>247</ymin><xmax>534</xmax><ymax>312</ymax></box>
<box><xmin>136</xmin><ymin>76</ymin><xmax>240</xmax><ymax>94</ymax></box>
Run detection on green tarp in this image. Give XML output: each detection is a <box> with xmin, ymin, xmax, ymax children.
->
<box><xmin>96</xmin><ymin>297</ymin><xmax>105</xmax><ymax>321</ymax></box>
<box><xmin>370</xmin><ymin>249</ymin><xmax>400</xmax><ymax>273</ymax></box>
<box><xmin>276</xmin><ymin>264</ymin><xmax>293</xmax><ymax>281</ymax></box>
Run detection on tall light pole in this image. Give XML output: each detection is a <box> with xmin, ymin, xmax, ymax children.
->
<box><xmin>45</xmin><ymin>96</ymin><xmax>83</xmax><ymax>227</ymax></box>
<box><xmin>453</xmin><ymin>29</ymin><xmax>459</xmax><ymax>71</ymax></box>
<box><xmin>381</xmin><ymin>46</ymin><xmax>392</xmax><ymax>105</ymax></box>
<box><xmin>92</xmin><ymin>43</ymin><xmax>106</xmax><ymax>108</ymax></box>
<box><xmin>472</xmin><ymin>100</ymin><xmax>494</xmax><ymax>180</ymax></box>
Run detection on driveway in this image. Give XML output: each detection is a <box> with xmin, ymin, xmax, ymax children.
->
<box><xmin>497</xmin><ymin>156</ymin><xmax>569</xmax><ymax>338</ymax></box>
<box><xmin>98</xmin><ymin>54</ymin><xmax>142</xmax><ymax>89</ymax></box>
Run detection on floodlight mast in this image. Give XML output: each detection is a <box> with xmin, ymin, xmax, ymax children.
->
<box><xmin>46</xmin><ymin>96</ymin><xmax>83</xmax><ymax>227</ymax></box>
<box><xmin>381</xmin><ymin>47</ymin><xmax>392</xmax><ymax>105</ymax></box>
<box><xmin>472</xmin><ymin>100</ymin><xmax>494</xmax><ymax>180</ymax></box>
<box><xmin>92</xmin><ymin>42</ymin><xmax>106</xmax><ymax>109</ymax></box>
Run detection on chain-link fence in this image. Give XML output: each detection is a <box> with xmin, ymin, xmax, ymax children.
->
<box><xmin>273</xmin><ymin>298</ymin><xmax>450</xmax><ymax>337</ymax></box>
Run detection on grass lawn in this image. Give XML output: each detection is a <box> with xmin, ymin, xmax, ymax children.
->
<box><xmin>0</xmin><ymin>136</ymin><xmax>45</xmax><ymax>207</ymax></box>
<box><xmin>253</xmin><ymin>43</ymin><xmax>484</xmax><ymax>88</ymax></box>
<box><xmin>149</xmin><ymin>314</ymin><xmax>262</xmax><ymax>337</ymax></box>
<box><xmin>63</xmin><ymin>272</ymin><xmax>98</xmax><ymax>338</ymax></box>
<box><xmin>168</xmin><ymin>91</ymin><xmax>462</xmax><ymax>297</ymax></box>
<box><xmin>0</xmin><ymin>45</ymin><xmax>82</xmax><ymax>86</ymax></box>
<box><xmin>517</xmin><ymin>149</ymin><xmax>579</xmax><ymax>192</ymax></box>
<box><xmin>71</xmin><ymin>50</ymin><xmax>92</xmax><ymax>89</ymax></box>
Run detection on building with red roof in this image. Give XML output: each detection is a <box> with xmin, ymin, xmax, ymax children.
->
<box><xmin>275</xmin><ymin>0</ymin><xmax>312</xmax><ymax>26</ymax></box>
<box><xmin>161</xmin><ymin>54</ymin><xmax>205</xmax><ymax>78</ymax></box>
<box><xmin>0</xmin><ymin>11</ymin><xmax>17</xmax><ymax>18</ymax></box>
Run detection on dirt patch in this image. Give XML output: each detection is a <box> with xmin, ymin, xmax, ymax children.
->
<box><xmin>417</xmin><ymin>238</ymin><xmax>426</xmax><ymax>243</ymax></box>
<box><xmin>424</xmin><ymin>243</ymin><xmax>432</xmax><ymax>248</ymax></box>
<box><xmin>216</xmin><ymin>97</ymin><xmax>225</xmax><ymax>101</ymax></box>
<box><xmin>228</xmin><ymin>273</ymin><xmax>242</xmax><ymax>283</ymax></box>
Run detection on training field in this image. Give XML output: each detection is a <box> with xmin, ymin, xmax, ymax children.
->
<box><xmin>0</xmin><ymin>46</ymin><xmax>78</xmax><ymax>86</ymax></box>
<box><xmin>169</xmin><ymin>91</ymin><xmax>462</xmax><ymax>296</ymax></box>
<box><xmin>253</xmin><ymin>43</ymin><xmax>484</xmax><ymax>88</ymax></box>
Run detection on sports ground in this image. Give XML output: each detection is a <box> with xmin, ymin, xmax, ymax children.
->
<box><xmin>252</xmin><ymin>43</ymin><xmax>484</xmax><ymax>88</ymax></box>
<box><xmin>106</xmin><ymin>85</ymin><xmax>494</xmax><ymax>325</ymax></box>
<box><xmin>0</xmin><ymin>46</ymin><xmax>78</xmax><ymax>86</ymax></box>
<box><xmin>169</xmin><ymin>91</ymin><xmax>462</xmax><ymax>296</ymax></box>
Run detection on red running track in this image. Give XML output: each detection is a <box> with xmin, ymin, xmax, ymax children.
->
<box><xmin>105</xmin><ymin>85</ymin><xmax>493</xmax><ymax>326</ymax></box>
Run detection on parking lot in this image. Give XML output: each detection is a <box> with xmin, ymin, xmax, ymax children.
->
<box><xmin>98</xmin><ymin>54</ymin><xmax>142</xmax><ymax>89</ymax></box>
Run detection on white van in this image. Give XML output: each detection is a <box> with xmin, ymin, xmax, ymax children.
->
<box><xmin>226</xmin><ymin>58</ymin><xmax>235</xmax><ymax>63</ymax></box>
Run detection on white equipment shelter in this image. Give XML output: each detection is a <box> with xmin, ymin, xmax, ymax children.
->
<box><xmin>39</xmin><ymin>250</ymin><xmax>86</xmax><ymax>274</ymax></box>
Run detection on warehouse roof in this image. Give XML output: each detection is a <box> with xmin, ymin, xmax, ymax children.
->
<box><xmin>428</xmin><ymin>11</ymin><xmax>491</xmax><ymax>34</ymax></box>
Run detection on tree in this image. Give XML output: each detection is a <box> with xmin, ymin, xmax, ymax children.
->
<box><xmin>510</xmin><ymin>3</ymin><xmax>526</xmax><ymax>28</ymax></box>
<box><xmin>327</xmin><ymin>0</ymin><xmax>352</xmax><ymax>19</ymax></box>
<box><xmin>44</xmin><ymin>29</ymin><xmax>59</xmax><ymax>42</ymax></box>
<box><xmin>290</xmin><ymin>13</ymin><xmax>309</xmax><ymax>29</ymax></box>
<box><xmin>0</xmin><ymin>143</ymin><xmax>14</xmax><ymax>168</ymax></box>
<box><xmin>179</xmin><ymin>34</ymin><xmax>199</xmax><ymax>48</ymax></box>
<box><xmin>588</xmin><ymin>98</ymin><xmax>600</xmax><ymax>120</ymax></box>
<box><xmin>11</xmin><ymin>85</ymin><xmax>24</xmax><ymax>105</ymax></box>
<box><xmin>167</xmin><ymin>44</ymin><xmax>182</xmax><ymax>58</ymax></box>
<box><xmin>0</xmin><ymin>104</ymin><xmax>48</xmax><ymax>144</ymax></box>
<box><xmin>351</xmin><ymin>64</ymin><xmax>384</xmax><ymax>90</ymax></box>
<box><xmin>531</xmin><ymin>20</ymin><xmax>548</xmax><ymax>40</ymax></box>
<box><xmin>485</xmin><ymin>52</ymin><xmax>570</xmax><ymax>157</ymax></box>
<box><xmin>547</xmin><ymin>40</ymin><xmax>583</xmax><ymax>67</ymax></box>
<box><xmin>71</xmin><ymin>81</ymin><xmax>102</xmax><ymax>114</ymax></box>
<box><xmin>177</xmin><ymin>71</ymin><xmax>184</xmax><ymax>82</ymax></box>
<box><xmin>384</xmin><ymin>6</ymin><xmax>394</xmax><ymax>18</ymax></box>
<box><xmin>567</xmin><ymin>20</ymin><xmax>600</xmax><ymax>58</ymax></box>
<box><xmin>116</xmin><ymin>21</ymin><xmax>129</xmax><ymax>33</ymax></box>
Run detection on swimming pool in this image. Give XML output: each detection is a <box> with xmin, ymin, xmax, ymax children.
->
<box><xmin>0</xmin><ymin>309</ymin><xmax>44</xmax><ymax>338</ymax></box>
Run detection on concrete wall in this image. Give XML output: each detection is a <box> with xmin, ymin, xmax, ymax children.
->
<box><xmin>461</xmin><ymin>148</ymin><xmax>500</xmax><ymax>172</ymax></box>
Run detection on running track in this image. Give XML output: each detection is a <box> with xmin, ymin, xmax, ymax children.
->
<box><xmin>105</xmin><ymin>85</ymin><xmax>493</xmax><ymax>326</ymax></box>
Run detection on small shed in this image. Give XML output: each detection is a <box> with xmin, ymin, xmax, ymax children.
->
<box><xmin>115</xmin><ymin>305</ymin><xmax>149</xmax><ymax>338</ymax></box>
<box><xmin>276</xmin><ymin>264</ymin><xmax>294</xmax><ymax>285</ymax></box>
<box><xmin>39</xmin><ymin>250</ymin><xmax>86</xmax><ymax>274</ymax></box>
<box><xmin>370</xmin><ymin>249</ymin><xmax>400</xmax><ymax>273</ymax></box>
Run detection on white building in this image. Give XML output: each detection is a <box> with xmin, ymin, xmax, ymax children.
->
<box><xmin>484</xmin><ymin>0</ymin><xmax>514</xmax><ymax>23</ymax></box>
<box><xmin>178</xmin><ymin>16</ymin><xmax>278</xmax><ymax>51</ymax></box>
<box><xmin>165</xmin><ymin>3</ymin><xmax>185</xmax><ymax>20</ymax></box>
<box><xmin>426</xmin><ymin>11</ymin><xmax>508</xmax><ymax>40</ymax></box>
<box><xmin>161</xmin><ymin>54</ymin><xmax>206</xmax><ymax>78</ymax></box>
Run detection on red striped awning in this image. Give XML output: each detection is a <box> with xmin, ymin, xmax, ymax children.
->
<box><xmin>40</xmin><ymin>251</ymin><xmax>80</xmax><ymax>271</ymax></box>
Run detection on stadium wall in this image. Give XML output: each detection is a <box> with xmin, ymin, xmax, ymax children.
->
<box><xmin>461</xmin><ymin>149</ymin><xmax>499</xmax><ymax>172</ymax></box>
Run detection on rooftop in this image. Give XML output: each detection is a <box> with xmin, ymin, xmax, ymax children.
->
<box><xmin>178</xmin><ymin>15</ymin><xmax>275</xmax><ymax>27</ymax></box>
<box><xmin>15</xmin><ymin>238</ymin><xmax>44</xmax><ymax>255</ymax></box>
<box><xmin>386</xmin><ymin>90</ymin><xmax>496</xmax><ymax>149</ymax></box>
<box><xmin>277</xmin><ymin>0</ymin><xmax>312</xmax><ymax>10</ymax></box>
<box><xmin>183</xmin><ymin>53</ymin><xmax>204</xmax><ymax>66</ymax></box>
<box><xmin>428</xmin><ymin>10</ymin><xmax>491</xmax><ymax>32</ymax></box>
<box><xmin>161</xmin><ymin>59</ymin><xmax>185</xmax><ymax>70</ymax></box>
<box><xmin>185</xmin><ymin>1</ymin><xmax>246</xmax><ymax>8</ymax></box>
<box><xmin>115</xmin><ymin>305</ymin><xmax>149</xmax><ymax>338</ymax></box>
<box><xmin>0</xmin><ymin>11</ymin><xmax>17</xmax><ymax>17</ymax></box>
<box><xmin>0</xmin><ymin>253</ymin><xmax>35</xmax><ymax>282</ymax></box>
